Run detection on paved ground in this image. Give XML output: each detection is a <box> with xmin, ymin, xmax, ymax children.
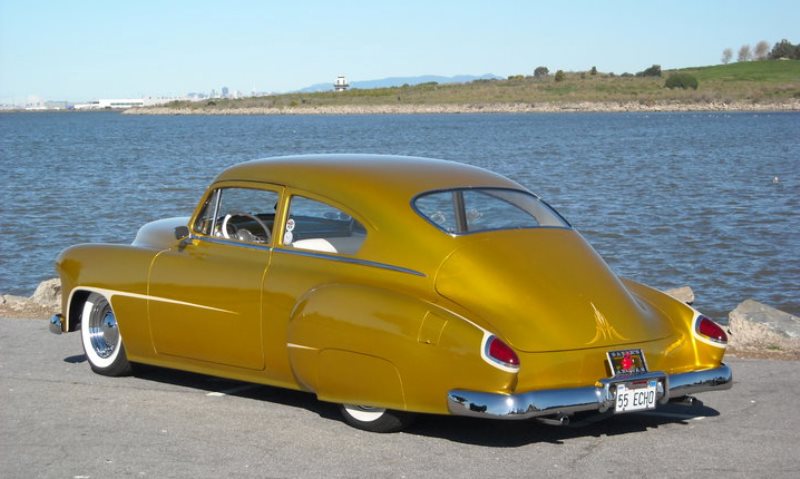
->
<box><xmin>1</xmin><ymin>318</ymin><xmax>798</xmax><ymax>478</ymax></box>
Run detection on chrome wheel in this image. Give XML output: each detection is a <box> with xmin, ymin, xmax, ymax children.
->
<box><xmin>88</xmin><ymin>302</ymin><xmax>119</xmax><ymax>359</ymax></box>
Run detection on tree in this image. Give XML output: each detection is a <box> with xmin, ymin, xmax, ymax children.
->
<box><xmin>754</xmin><ymin>41</ymin><xmax>770</xmax><ymax>60</ymax></box>
<box><xmin>554</xmin><ymin>70</ymin><xmax>565</xmax><ymax>82</ymax></box>
<box><xmin>590</xmin><ymin>66</ymin><xmax>597</xmax><ymax>76</ymax></box>
<box><xmin>738</xmin><ymin>44</ymin><xmax>752</xmax><ymax>62</ymax></box>
<box><xmin>721</xmin><ymin>48</ymin><xmax>733</xmax><ymax>64</ymax></box>
<box><xmin>769</xmin><ymin>39</ymin><xmax>800</xmax><ymax>60</ymax></box>
<box><xmin>534</xmin><ymin>66</ymin><xmax>549</xmax><ymax>78</ymax></box>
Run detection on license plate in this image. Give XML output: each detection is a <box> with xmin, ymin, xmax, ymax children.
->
<box><xmin>614</xmin><ymin>380</ymin><xmax>658</xmax><ymax>413</ymax></box>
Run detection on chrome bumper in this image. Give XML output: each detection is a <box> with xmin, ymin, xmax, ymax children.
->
<box><xmin>49</xmin><ymin>314</ymin><xmax>64</xmax><ymax>335</ymax></box>
<box><xmin>447</xmin><ymin>364</ymin><xmax>732</xmax><ymax>420</ymax></box>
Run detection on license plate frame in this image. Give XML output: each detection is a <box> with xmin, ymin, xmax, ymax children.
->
<box><xmin>606</xmin><ymin>348</ymin><xmax>649</xmax><ymax>376</ymax></box>
<box><xmin>614</xmin><ymin>380</ymin><xmax>658</xmax><ymax>413</ymax></box>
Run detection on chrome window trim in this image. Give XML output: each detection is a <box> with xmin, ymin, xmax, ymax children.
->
<box><xmin>193</xmin><ymin>235</ymin><xmax>271</xmax><ymax>252</ymax></box>
<box><xmin>274</xmin><ymin>247</ymin><xmax>426</xmax><ymax>277</ymax></box>
<box><xmin>411</xmin><ymin>186</ymin><xmax>572</xmax><ymax>236</ymax></box>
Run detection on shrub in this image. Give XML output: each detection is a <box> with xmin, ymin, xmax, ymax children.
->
<box><xmin>554</xmin><ymin>70</ymin><xmax>565</xmax><ymax>82</ymax></box>
<box><xmin>507</xmin><ymin>74</ymin><xmax>525</xmax><ymax>81</ymax></box>
<box><xmin>590</xmin><ymin>66</ymin><xmax>597</xmax><ymax>76</ymax></box>
<box><xmin>636</xmin><ymin>64</ymin><xmax>662</xmax><ymax>77</ymax></box>
<box><xmin>534</xmin><ymin>66</ymin><xmax>549</xmax><ymax>78</ymax></box>
<box><xmin>665</xmin><ymin>73</ymin><xmax>699</xmax><ymax>90</ymax></box>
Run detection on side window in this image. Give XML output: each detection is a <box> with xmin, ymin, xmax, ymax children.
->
<box><xmin>193</xmin><ymin>187</ymin><xmax>279</xmax><ymax>244</ymax></box>
<box><xmin>284</xmin><ymin>196</ymin><xmax>366</xmax><ymax>255</ymax></box>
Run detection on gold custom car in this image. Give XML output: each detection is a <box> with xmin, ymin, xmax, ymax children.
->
<box><xmin>50</xmin><ymin>154</ymin><xmax>732</xmax><ymax>432</ymax></box>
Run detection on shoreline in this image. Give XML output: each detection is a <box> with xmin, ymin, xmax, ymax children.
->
<box><xmin>123</xmin><ymin>100</ymin><xmax>800</xmax><ymax>116</ymax></box>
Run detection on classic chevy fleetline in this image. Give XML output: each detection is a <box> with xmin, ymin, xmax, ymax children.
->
<box><xmin>50</xmin><ymin>155</ymin><xmax>731</xmax><ymax>432</ymax></box>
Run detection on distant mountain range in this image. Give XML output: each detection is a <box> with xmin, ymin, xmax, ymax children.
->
<box><xmin>297</xmin><ymin>74</ymin><xmax>502</xmax><ymax>92</ymax></box>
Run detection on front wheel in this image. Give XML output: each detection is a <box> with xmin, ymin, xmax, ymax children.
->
<box><xmin>339</xmin><ymin>404</ymin><xmax>416</xmax><ymax>433</ymax></box>
<box><xmin>80</xmin><ymin>293</ymin><xmax>132</xmax><ymax>376</ymax></box>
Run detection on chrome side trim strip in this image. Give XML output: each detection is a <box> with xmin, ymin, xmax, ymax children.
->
<box><xmin>447</xmin><ymin>364</ymin><xmax>732</xmax><ymax>420</ymax></box>
<box><xmin>69</xmin><ymin>286</ymin><xmax>238</xmax><ymax>315</ymax></box>
<box><xmin>273</xmin><ymin>247</ymin><xmax>426</xmax><ymax>277</ymax></box>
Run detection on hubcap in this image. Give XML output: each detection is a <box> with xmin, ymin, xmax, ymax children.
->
<box><xmin>88</xmin><ymin>303</ymin><xmax>118</xmax><ymax>359</ymax></box>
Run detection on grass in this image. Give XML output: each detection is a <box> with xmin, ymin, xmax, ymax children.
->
<box><xmin>160</xmin><ymin>60</ymin><xmax>800</xmax><ymax>111</ymax></box>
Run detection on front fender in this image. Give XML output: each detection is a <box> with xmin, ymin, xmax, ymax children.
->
<box><xmin>56</xmin><ymin>244</ymin><xmax>159</xmax><ymax>358</ymax></box>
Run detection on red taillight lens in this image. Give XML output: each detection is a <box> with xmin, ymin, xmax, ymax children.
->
<box><xmin>487</xmin><ymin>336</ymin><xmax>520</xmax><ymax>367</ymax></box>
<box><xmin>696</xmin><ymin>316</ymin><xmax>728</xmax><ymax>344</ymax></box>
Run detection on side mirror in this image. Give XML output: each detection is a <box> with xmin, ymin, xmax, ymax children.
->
<box><xmin>174</xmin><ymin>226</ymin><xmax>190</xmax><ymax>240</ymax></box>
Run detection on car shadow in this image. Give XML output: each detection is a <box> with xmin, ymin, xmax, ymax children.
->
<box><xmin>63</xmin><ymin>354</ymin><xmax>87</xmax><ymax>364</ymax></box>
<box><xmin>404</xmin><ymin>403</ymin><xmax>721</xmax><ymax>446</ymax></box>
<box><xmin>124</xmin><ymin>363</ymin><xmax>720</xmax><ymax>446</ymax></box>
<box><xmin>129</xmin><ymin>363</ymin><xmax>341</xmax><ymax>421</ymax></box>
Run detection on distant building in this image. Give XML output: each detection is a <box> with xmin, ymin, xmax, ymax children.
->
<box><xmin>98</xmin><ymin>99</ymin><xmax>145</xmax><ymax>109</ymax></box>
<box><xmin>221</xmin><ymin>86</ymin><xmax>229</xmax><ymax>98</ymax></box>
<box><xmin>334</xmin><ymin>75</ymin><xmax>349</xmax><ymax>92</ymax></box>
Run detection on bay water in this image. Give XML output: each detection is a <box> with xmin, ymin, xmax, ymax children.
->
<box><xmin>1</xmin><ymin>111</ymin><xmax>797</xmax><ymax>321</ymax></box>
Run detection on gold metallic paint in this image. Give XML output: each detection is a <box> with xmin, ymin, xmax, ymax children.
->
<box><xmin>55</xmin><ymin>155</ymin><xmax>727</xmax><ymax>416</ymax></box>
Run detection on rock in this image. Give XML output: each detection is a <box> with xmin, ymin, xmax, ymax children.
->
<box><xmin>728</xmin><ymin>299</ymin><xmax>800</xmax><ymax>351</ymax></box>
<box><xmin>30</xmin><ymin>278</ymin><xmax>61</xmax><ymax>308</ymax></box>
<box><xmin>665</xmin><ymin>286</ymin><xmax>694</xmax><ymax>304</ymax></box>
<box><xmin>1</xmin><ymin>294</ymin><xmax>31</xmax><ymax>310</ymax></box>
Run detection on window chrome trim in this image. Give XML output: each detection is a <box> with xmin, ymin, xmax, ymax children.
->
<box><xmin>411</xmin><ymin>186</ymin><xmax>572</xmax><ymax>236</ymax></box>
<box><xmin>274</xmin><ymin>247</ymin><xmax>426</xmax><ymax>277</ymax></box>
<box><xmin>193</xmin><ymin>235</ymin><xmax>272</xmax><ymax>251</ymax></box>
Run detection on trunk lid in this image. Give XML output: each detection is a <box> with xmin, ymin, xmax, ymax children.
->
<box><xmin>434</xmin><ymin>229</ymin><xmax>672</xmax><ymax>352</ymax></box>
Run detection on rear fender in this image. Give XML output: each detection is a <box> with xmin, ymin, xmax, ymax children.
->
<box><xmin>622</xmin><ymin>278</ymin><xmax>726</xmax><ymax>369</ymax></box>
<box><xmin>287</xmin><ymin>283</ymin><xmax>516</xmax><ymax>414</ymax></box>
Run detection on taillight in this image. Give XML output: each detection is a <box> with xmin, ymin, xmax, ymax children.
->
<box><xmin>696</xmin><ymin>316</ymin><xmax>728</xmax><ymax>344</ymax></box>
<box><xmin>483</xmin><ymin>335</ymin><xmax>520</xmax><ymax>371</ymax></box>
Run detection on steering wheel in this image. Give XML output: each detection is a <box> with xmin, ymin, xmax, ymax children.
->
<box><xmin>220</xmin><ymin>213</ymin><xmax>271</xmax><ymax>243</ymax></box>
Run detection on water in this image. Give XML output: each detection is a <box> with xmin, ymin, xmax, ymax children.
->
<box><xmin>1</xmin><ymin>111</ymin><xmax>798</xmax><ymax>321</ymax></box>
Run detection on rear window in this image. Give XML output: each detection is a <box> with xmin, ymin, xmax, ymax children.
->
<box><xmin>413</xmin><ymin>188</ymin><xmax>569</xmax><ymax>234</ymax></box>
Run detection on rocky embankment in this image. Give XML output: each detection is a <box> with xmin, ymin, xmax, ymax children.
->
<box><xmin>3</xmin><ymin>280</ymin><xmax>798</xmax><ymax>359</ymax></box>
<box><xmin>123</xmin><ymin>100</ymin><xmax>800</xmax><ymax>116</ymax></box>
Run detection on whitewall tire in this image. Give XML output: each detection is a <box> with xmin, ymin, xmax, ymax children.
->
<box><xmin>339</xmin><ymin>404</ymin><xmax>416</xmax><ymax>433</ymax></box>
<box><xmin>80</xmin><ymin>293</ymin><xmax>132</xmax><ymax>376</ymax></box>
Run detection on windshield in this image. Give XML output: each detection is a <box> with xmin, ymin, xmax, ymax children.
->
<box><xmin>413</xmin><ymin>188</ymin><xmax>569</xmax><ymax>234</ymax></box>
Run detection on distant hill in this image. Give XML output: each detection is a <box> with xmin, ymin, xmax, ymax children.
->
<box><xmin>152</xmin><ymin>60</ymin><xmax>800</xmax><ymax>114</ymax></box>
<box><xmin>298</xmin><ymin>74</ymin><xmax>502</xmax><ymax>92</ymax></box>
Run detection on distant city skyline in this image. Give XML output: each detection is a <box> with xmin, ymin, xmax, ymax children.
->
<box><xmin>1</xmin><ymin>0</ymin><xmax>798</xmax><ymax>104</ymax></box>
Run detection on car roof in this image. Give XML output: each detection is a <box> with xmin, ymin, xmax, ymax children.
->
<box><xmin>215</xmin><ymin>154</ymin><xmax>525</xmax><ymax>208</ymax></box>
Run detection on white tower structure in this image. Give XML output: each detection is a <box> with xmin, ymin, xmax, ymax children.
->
<box><xmin>334</xmin><ymin>75</ymin><xmax>349</xmax><ymax>92</ymax></box>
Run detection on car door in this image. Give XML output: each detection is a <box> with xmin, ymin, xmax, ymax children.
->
<box><xmin>148</xmin><ymin>184</ymin><xmax>281</xmax><ymax>370</ymax></box>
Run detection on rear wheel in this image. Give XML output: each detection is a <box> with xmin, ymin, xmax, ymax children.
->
<box><xmin>339</xmin><ymin>404</ymin><xmax>416</xmax><ymax>433</ymax></box>
<box><xmin>80</xmin><ymin>293</ymin><xmax>132</xmax><ymax>376</ymax></box>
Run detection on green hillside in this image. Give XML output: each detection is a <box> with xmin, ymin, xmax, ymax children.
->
<box><xmin>161</xmin><ymin>60</ymin><xmax>800</xmax><ymax>111</ymax></box>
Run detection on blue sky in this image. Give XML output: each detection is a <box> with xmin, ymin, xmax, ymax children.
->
<box><xmin>0</xmin><ymin>0</ymin><xmax>797</xmax><ymax>103</ymax></box>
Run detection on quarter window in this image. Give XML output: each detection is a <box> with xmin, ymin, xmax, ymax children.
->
<box><xmin>284</xmin><ymin>196</ymin><xmax>366</xmax><ymax>255</ymax></box>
